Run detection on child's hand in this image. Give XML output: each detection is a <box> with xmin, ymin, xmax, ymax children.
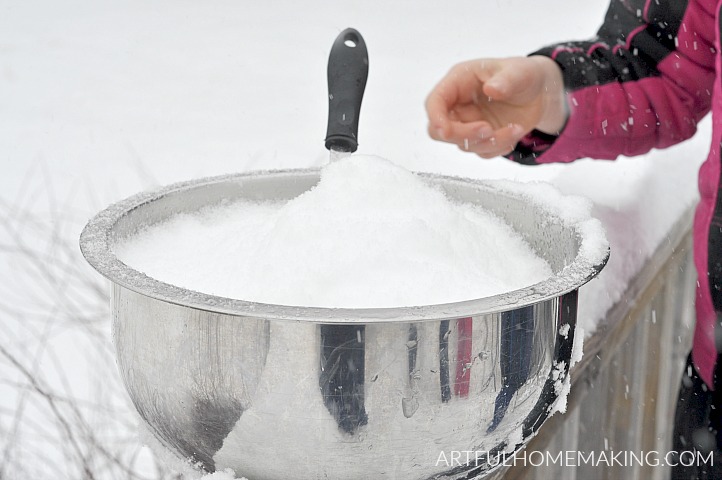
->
<box><xmin>425</xmin><ymin>56</ymin><xmax>566</xmax><ymax>158</ymax></box>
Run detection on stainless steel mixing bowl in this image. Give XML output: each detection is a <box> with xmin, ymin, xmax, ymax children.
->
<box><xmin>80</xmin><ymin>169</ymin><xmax>608</xmax><ymax>480</ymax></box>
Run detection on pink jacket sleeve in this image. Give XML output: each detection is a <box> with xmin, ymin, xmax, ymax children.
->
<box><xmin>508</xmin><ymin>0</ymin><xmax>718</xmax><ymax>165</ymax></box>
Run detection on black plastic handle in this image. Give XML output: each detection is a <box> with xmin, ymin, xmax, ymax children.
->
<box><xmin>325</xmin><ymin>28</ymin><xmax>369</xmax><ymax>153</ymax></box>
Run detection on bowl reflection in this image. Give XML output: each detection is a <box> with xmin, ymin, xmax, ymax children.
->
<box><xmin>81</xmin><ymin>170</ymin><xmax>607</xmax><ymax>479</ymax></box>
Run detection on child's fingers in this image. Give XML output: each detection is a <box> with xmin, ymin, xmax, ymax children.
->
<box><xmin>426</xmin><ymin>62</ymin><xmax>494</xmax><ymax>139</ymax></box>
<box><xmin>426</xmin><ymin>90</ymin><xmax>453</xmax><ymax>140</ymax></box>
<box><xmin>430</xmin><ymin>119</ymin><xmax>494</xmax><ymax>145</ymax></box>
<box><xmin>483</xmin><ymin>60</ymin><xmax>537</xmax><ymax>102</ymax></box>
<box><xmin>450</xmin><ymin>103</ymin><xmax>487</xmax><ymax>123</ymax></box>
<box><xmin>426</xmin><ymin>73</ymin><xmax>469</xmax><ymax>138</ymax></box>
<box><xmin>456</xmin><ymin>124</ymin><xmax>527</xmax><ymax>158</ymax></box>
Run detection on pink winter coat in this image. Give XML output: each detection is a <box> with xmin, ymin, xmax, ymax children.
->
<box><xmin>509</xmin><ymin>0</ymin><xmax>721</xmax><ymax>388</ymax></box>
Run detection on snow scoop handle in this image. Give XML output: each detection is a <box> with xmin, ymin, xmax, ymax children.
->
<box><xmin>324</xmin><ymin>28</ymin><xmax>369</xmax><ymax>153</ymax></box>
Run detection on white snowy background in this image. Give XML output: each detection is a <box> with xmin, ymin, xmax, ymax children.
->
<box><xmin>0</xmin><ymin>0</ymin><xmax>709</xmax><ymax>478</ymax></box>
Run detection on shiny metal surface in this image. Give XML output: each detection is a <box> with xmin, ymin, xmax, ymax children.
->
<box><xmin>80</xmin><ymin>170</ymin><xmax>608</xmax><ymax>479</ymax></box>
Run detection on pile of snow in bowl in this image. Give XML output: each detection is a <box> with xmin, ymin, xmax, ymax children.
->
<box><xmin>115</xmin><ymin>155</ymin><xmax>559</xmax><ymax>307</ymax></box>
<box><xmin>115</xmin><ymin>155</ymin><xmax>608</xmax><ymax>480</ymax></box>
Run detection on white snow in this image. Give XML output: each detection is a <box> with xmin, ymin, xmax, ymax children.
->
<box><xmin>551</xmin><ymin>372</ymin><xmax>573</xmax><ymax>415</ymax></box>
<box><xmin>559</xmin><ymin>323</ymin><xmax>571</xmax><ymax>339</ymax></box>
<box><xmin>571</xmin><ymin>325</ymin><xmax>585</xmax><ymax>369</ymax></box>
<box><xmin>116</xmin><ymin>155</ymin><xmax>555</xmax><ymax>307</ymax></box>
<box><xmin>0</xmin><ymin>0</ymin><xmax>700</xmax><ymax>333</ymax></box>
<box><xmin>505</xmin><ymin>427</ymin><xmax>524</xmax><ymax>454</ymax></box>
<box><xmin>200</xmin><ymin>471</ymin><xmax>241</xmax><ymax>480</ymax></box>
<box><xmin>543</xmin><ymin>325</ymin><xmax>586</xmax><ymax>420</ymax></box>
<box><xmin>0</xmin><ymin>0</ymin><xmax>707</xmax><ymax>479</ymax></box>
<box><xmin>193</xmin><ymin>469</ymin><xmax>246</xmax><ymax>480</ymax></box>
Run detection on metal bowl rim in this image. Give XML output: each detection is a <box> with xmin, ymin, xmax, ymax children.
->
<box><xmin>79</xmin><ymin>168</ymin><xmax>609</xmax><ymax>323</ymax></box>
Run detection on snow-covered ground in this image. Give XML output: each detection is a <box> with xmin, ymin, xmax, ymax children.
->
<box><xmin>0</xmin><ymin>0</ymin><xmax>709</xmax><ymax>479</ymax></box>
